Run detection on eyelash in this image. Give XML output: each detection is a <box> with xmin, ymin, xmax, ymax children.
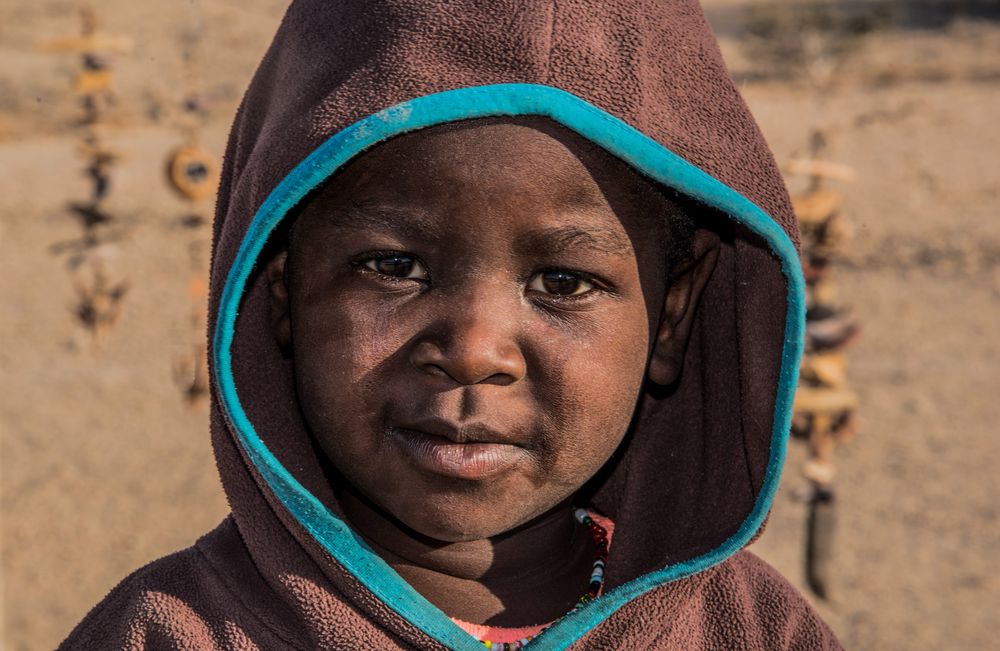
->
<box><xmin>351</xmin><ymin>251</ymin><xmax>610</xmax><ymax>302</ymax></box>
<box><xmin>525</xmin><ymin>268</ymin><xmax>604</xmax><ymax>302</ymax></box>
<box><xmin>352</xmin><ymin>250</ymin><xmax>430</xmax><ymax>282</ymax></box>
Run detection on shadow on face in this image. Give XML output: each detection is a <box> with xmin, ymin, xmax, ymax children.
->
<box><xmin>264</xmin><ymin>117</ymin><xmax>718</xmax><ymax>542</ymax></box>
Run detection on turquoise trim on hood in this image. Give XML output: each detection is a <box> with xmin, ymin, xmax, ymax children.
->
<box><xmin>213</xmin><ymin>83</ymin><xmax>805</xmax><ymax>650</ymax></box>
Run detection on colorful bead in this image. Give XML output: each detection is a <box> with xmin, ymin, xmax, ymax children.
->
<box><xmin>479</xmin><ymin>509</ymin><xmax>609</xmax><ymax>648</ymax></box>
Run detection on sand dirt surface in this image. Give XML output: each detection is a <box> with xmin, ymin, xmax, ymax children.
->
<box><xmin>2</xmin><ymin>2</ymin><xmax>998</xmax><ymax>649</ymax></box>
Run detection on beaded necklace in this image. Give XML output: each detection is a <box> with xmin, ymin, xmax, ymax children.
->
<box><xmin>478</xmin><ymin>508</ymin><xmax>609</xmax><ymax>650</ymax></box>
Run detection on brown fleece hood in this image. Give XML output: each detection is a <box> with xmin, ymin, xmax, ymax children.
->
<box><xmin>61</xmin><ymin>1</ymin><xmax>842</xmax><ymax>649</ymax></box>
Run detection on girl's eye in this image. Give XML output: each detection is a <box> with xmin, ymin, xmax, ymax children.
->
<box><xmin>363</xmin><ymin>254</ymin><xmax>428</xmax><ymax>280</ymax></box>
<box><xmin>528</xmin><ymin>270</ymin><xmax>594</xmax><ymax>297</ymax></box>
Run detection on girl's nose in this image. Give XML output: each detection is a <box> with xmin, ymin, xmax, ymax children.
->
<box><xmin>409</xmin><ymin>307</ymin><xmax>527</xmax><ymax>386</ymax></box>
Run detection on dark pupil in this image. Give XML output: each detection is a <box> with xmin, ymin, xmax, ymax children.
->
<box><xmin>376</xmin><ymin>255</ymin><xmax>414</xmax><ymax>277</ymax></box>
<box><xmin>541</xmin><ymin>271</ymin><xmax>580</xmax><ymax>295</ymax></box>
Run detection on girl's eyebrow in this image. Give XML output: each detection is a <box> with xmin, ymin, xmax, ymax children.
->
<box><xmin>323</xmin><ymin>202</ymin><xmax>445</xmax><ymax>240</ymax></box>
<box><xmin>514</xmin><ymin>225</ymin><xmax>633</xmax><ymax>258</ymax></box>
<box><xmin>318</xmin><ymin>201</ymin><xmax>632</xmax><ymax>257</ymax></box>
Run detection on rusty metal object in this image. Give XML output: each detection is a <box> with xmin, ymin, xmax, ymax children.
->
<box><xmin>173</xmin><ymin>342</ymin><xmax>210</xmax><ymax>406</ymax></box>
<box><xmin>166</xmin><ymin>144</ymin><xmax>217</xmax><ymax>202</ymax></box>
<box><xmin>165</xmin><ymin>21</ymin><xmax>216</xmax><ymax>407</ymax></box>
<box><xmin>73</xmin><ymin>69</ymin><xmax>114</xmax><ymax>95</ymax></box>
<box><xmin>792</xmin><ymin>188</ymin><xmax>843</xmax><ymax>224</ymax></box>
<box><xmin>784</xmin><ymin>158</ymin><xmax>857</xmax><ymax>183</ymax></box>
<box><xmin>794</xmin><ymin>385</ymin><xmax>858</xmax><ymax>414</ymax></box>
<box><xmin>70</xmin><ymin>261</ymin><xmax>129</xmax><ymax>348</ymax></box>
<box><xmin>37</xmin><ymin>34</ymin><xmax>134</xmax><ymax>55</ymax></box>
<box><xmin>38</xmin><ymin>7</ymin><xmax>130</xmax><ymax>125</ymax></box>
<box><xmin>36</xmin><ymin>5</ymin><xmax>134</xmax><ymax>56</ymax></box>
<box><xmin>171</xmin><ymin>235</ymin><xmax>211</xmax><ymax>405</ymax></box>
<box><xmin>805</xmin><ymin>485</ymin><xmax>837</xmax><ymax>600</ymax></box>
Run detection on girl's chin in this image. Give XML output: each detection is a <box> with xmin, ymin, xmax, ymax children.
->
<box><xmin>393</xmin><ymin>497</ymin><xmax>573</xmax><ymax>544</ymax></box>
<box><xmin>393</xmin><ymin>506</ymin><xmax>537</xmax><ymax>544</ymax></box>
<box><xmin>399</xmin><ymin>516</ymin><xmax>514</xmax><ymax>543</ymax></box>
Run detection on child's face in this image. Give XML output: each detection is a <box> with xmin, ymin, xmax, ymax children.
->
<box><xmin>273</xmin><ymin>119</ymin><xmax>676</xmax><ymax>542</ymax></box>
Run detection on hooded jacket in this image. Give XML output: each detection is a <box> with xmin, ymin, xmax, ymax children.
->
<box><xmin>61</xmin><ymin>1</ymin><xmax>841</xmax><ymax>649</ymax></box>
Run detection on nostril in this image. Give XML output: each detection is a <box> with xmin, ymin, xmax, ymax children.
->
<box><xmin>479</xmin><ymin>370</ymin><xmax>518</xmax><ymax>387</ymax></box>
<box><xmin>409</xmin><ymin>340</ymin><xmax>448</xmax><ymax>375</ymax></box>
<box><xmin>410</xmin><ymin>340</ymin><xmax>471</xmax><ymax>382</ymax></box>
<box><xmin>422</xmin><ymin>362</ymin><xmax>451</xmax><ymax>379</ymax></box>
<box><xmin>409</xmin><ymin>337</ymin><xmax>526</xmax><ymax>386</ymax></box>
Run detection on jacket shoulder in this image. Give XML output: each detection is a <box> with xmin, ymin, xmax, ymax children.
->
<box><xmin>695</xmin><ymin>550</ymin><xmax>843</xmax><ymax>650</ymax></box>
<box><xmin>57</xmin><ymin>519</ymin><xmax>291</xmax><ymax>650</ymax></box>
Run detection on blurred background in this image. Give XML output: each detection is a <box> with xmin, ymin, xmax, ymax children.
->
<box><xmin>1</xmin><ymin>1</ymin><xmax>998</xmax><ymax>649</ymax></box>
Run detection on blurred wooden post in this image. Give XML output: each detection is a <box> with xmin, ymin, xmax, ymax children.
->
<box><xmin>166</xmin><ymin>17</ymin><xmax>217</xmax><ymax>406</ymax></box>
<box><xmin>786</xmin><ymin>132</ymin><xmax>860</xmax><ymax>600</ymax></box>
<box><xmin>39</xmin><ymin>7</ymin><xmax>133</xmax><ymax>348</ymax></box>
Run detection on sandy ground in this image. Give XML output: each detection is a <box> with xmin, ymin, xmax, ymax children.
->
<box><xmin>2</xmin><ymin>2</ymin><xmax>998</xmax><ymax>650</ymax></box>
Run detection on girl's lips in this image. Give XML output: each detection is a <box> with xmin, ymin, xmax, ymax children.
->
<box><xmin>390</xmin><ymin>427</ymin><xmax>529</xmax><ymax>480</ymax></box>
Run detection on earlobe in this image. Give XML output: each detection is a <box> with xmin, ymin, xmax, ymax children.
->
<box><xmin>648</xmin><ymin>230</ymin><xmax>720</xmax><ymax>386</ymax></box>
<box><xmin>647</xmin><ymin>351</ymin><xmax>681</xmax><ymax>387</ymax></box>
<box><xmin>266</xmin><ymin>249</ymin><xmax>292</xmax><ymax>348</ymax></box>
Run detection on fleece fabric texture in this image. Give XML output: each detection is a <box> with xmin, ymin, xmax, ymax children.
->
<box><xmin>61</xmin><ymin>0</ymin><xmax>841</xmax><ymax>649</ymax></box>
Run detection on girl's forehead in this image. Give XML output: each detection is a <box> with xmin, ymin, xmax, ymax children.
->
<box><xmin>304</xmin><ymin>118</ymin><xmax>672</xmax><ymax>239</ymax></box>
<box><xmin>354</xmin><ymin>120</ymin><xmax>611</xmax><ymax>195</ymax></box>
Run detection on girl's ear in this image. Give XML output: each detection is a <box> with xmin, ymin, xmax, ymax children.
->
<box><xmin>265</xmin><ymin>249</ymin><xmax>292</xmax><ymax>348</ymax></box>
<box><xmin>647</xmin><ymin>230</ymin><xmax>720</xmax><ymax>385</ymax></box>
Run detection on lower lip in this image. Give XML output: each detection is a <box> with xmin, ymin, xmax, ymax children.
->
<box><xmin>391</xmin><ymin>428</ymin><xmax>528</xmax><ymax>480</ymax></box>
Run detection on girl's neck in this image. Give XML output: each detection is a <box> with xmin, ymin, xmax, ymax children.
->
<box><xmin>338</xmin><ymin>488</ymin><xmax>596</xmax><ymax>626</ymax></box>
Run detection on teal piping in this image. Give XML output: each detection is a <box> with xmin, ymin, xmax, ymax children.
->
<box><xmin>213</xmin><ymin>83</ymin><xmax>805</xmax><ymax>650</ymax></box>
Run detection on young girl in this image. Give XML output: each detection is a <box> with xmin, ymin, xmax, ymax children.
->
<box><xmin>62</xmin><ymin>1</ymin><xmax>840</xmax><ymax>649</ymax></box>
